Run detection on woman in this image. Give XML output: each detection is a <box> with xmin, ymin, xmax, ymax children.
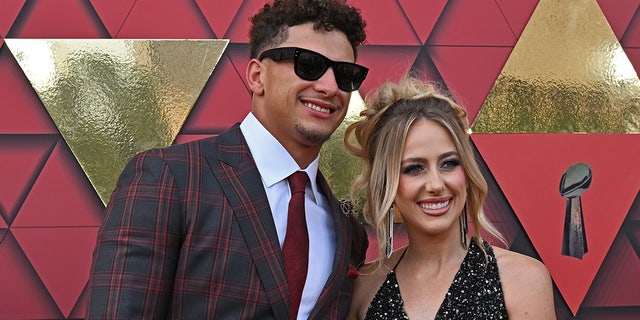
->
<box><xmin>344</xmin><ymin>77</ymin><xmax>555</xmax><ymax>319</ymax></box>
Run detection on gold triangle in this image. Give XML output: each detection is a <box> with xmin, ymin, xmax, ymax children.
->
<box><xmin>6</xmin><ymin>39</ymin><xmax>228</xmax><ymax>205</ymax></box>
<box><xmin>320</xmin><ymin>91</ymin><xmax>365</xmax><ymax>201</ymax></box>
<box><xmin>472</xmin><ymin>0</ymin><xmax>640</xmax><ymax>133</ymax></box>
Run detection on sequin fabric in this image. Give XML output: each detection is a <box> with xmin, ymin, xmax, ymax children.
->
<box><xmin>364</xmin><ymin>240</ymin><xmax>508</xmax><ymax>319</ymax></box>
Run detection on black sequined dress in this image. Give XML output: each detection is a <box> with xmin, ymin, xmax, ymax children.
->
<box><xmin>364</xmin><ymin>240</ymin><xmax>508</xmax><ymax>319</ymax></box>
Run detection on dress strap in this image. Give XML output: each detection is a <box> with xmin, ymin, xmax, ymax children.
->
<box><xmin>392</xmin><ymin>247</ymin><xmax>409</xmax><ymax>271</ymax></box>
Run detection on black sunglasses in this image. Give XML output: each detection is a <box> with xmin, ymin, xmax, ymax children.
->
<box><xmin>258</xmin><ymin>47</ymin><xmax>368</xmax><ymax>92</ymax></box>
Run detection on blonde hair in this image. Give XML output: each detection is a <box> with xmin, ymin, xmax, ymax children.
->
<box><xmin>344</xmin><ymin>76</ymin><xmax>504</xmax><ymax>263</ymax></box>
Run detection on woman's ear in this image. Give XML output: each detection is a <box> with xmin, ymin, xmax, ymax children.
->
<box><xmin>246</xmin><ymin>59</ymin><xmax>264</xmax><ymax>96</ymax></box>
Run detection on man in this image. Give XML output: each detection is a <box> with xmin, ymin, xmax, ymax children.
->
<box><xmin>85</xmin><ymin>0</ymin><xmax>369</xmax><ymax>319</ymax></box>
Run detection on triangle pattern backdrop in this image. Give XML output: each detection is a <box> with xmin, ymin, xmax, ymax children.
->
<box><xmin>6</xmin><ymin>39</ymin><xmax>228</xmax><ymax>205</ymax></box>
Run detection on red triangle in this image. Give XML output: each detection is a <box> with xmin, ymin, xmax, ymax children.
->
<box><xmin>89</xmin><ymin>0</ymin><xmax>136</xmax><ymax>37</ymax></box>
<box><xmin>11</xmin><ymin>227</ymin><xmax>99</xmax><ymax>318</ymax></box>
<box><xmin>398</xmin><ymin>0</ymin><xmax>447</xmax><ymax>44</ymax></box>
<box><xmin>629</xmin><ymin>194</ymin><xmax>640</xmax><ymax>222</ymax></box>
<box><xmin>224</xmin><ymin>43</ymin><xmax>251</xmax><ymax>93</ymax></box>
<box><xmin>596</xmin><ymin>0</ymin><xmax>640</xmax><ymax>40</ymax></box>
<box><xmin>11</xmin><ymin>0</ymin><xmax>104</xmax><ymax>38</ymax></box>
<box><xmin>410</xmin><ymin>47</ymin><xmax>445</xmax><ymax>84</ymax></box>
<box><xmin>223</xmin><ymin>1</ymin><xmax>268</xmax><ymax>43</ymax></box>
<box><xmin>428</xmin><ymin>46</ymin><xmax>511</xmax><ymax>122</ymax></box>
<box><xmin>495</xmin><ymin>0</ymin><xmax>540</xmax><ymax>38</ymax></box>
<box><xmin>621</xmin><ymin>4</ymin><xmax>640</xmax><ymax>46</ymax></box>
<box><xmin>355</xmin><ymin>45</ymin><xmax>421</xmax><ymax>97</ymax></box>
<box><xmin>117</xmin><ymin>0</ymin><xmax>213</xmax><ymax>38</ymax></box>
<box><xmin>0</xmin><ymin>48</ymin><xmax>58</xmax><ymax>134</ymax></box>
<box><xmin>348</xmin><ymin>0</ymin><xmax>420</xmax><ymax>45</ymax></box>
<box><xmin>0</xmin><ymin>219</ymin><xmax>6</xmax><ymax>229</ymax></box>
<box><xmin>0</xmin><ymin>0</ymin><xmax>25</xmax><ymax>38</ymax></box>
<box><xmin>196</xmin><ymin>0</ymin><xmax>243</xmax><ymax>38</ymax></box>
<box><xmin>629</xmin><ymin>213</ymin><xmax>640</xmax><ymax>241</ymax></box>
<box><xmin>483</xmin><ymin>174</ymin><xmax>522</xmax><ymax>247</ymax></box>
<box><xmin>68</xmin><ymin>284</ymin><xmax>88</xmax><ymax>319</ymax></box>
<box><xmin>175</xmin><ymin>134</ymin><xmax>216</xmax><ymax>145</ymax></box>
<box><xmin>0</xmin><ymin>136</ymin><xmax>55</xmax><ymax>223</ymax></box>
<box><xmin>583</xmin><ymin>230</ymin><xmax>640</xmax><ymax>307</ymax></box>
<box><xmin>624</xmin><ymin>48</ymin><xmax>640</xmax><ymax>77</ymax></box>
<box><xmin>472</xmin><ymin>133</ymin><xmax>640</xmax><ymax>314</ymax></box>
<box><xmin>0</xmin><ymin>231</ymin><xmax>61</xmax><ymax>318</ymax></box>
<box><xmin>181</xmin><ymin>54</ymin><xmax>251</xmax><ymax>133</ymax></box>
<box><xmin>428</xmin><ymin>0</ymin><xmax>517</xmax><ymax>46</ymax></box>
<box><xmin>12</xmin><ymin>141</ymin><xmax>104</xmax><ymax>228</ymax></box>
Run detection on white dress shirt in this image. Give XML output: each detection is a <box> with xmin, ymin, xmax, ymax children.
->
<box><xmin>240</xmin><ymin>113</ymin><xmax>336</xmax><ymax>320</ymax></box>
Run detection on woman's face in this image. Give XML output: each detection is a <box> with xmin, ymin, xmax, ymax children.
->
<box><xmin>394</xmin><ymin>119</ymin><xmax>468</xmax><ymax>239</ymax></box>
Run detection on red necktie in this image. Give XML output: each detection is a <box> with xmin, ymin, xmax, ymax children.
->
<box><xmin>282</xmin><ymin>171</ymin><xmax>309</xmax><ymax>319</ymax></box>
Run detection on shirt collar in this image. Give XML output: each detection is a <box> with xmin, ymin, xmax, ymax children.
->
<box><xmin>240</xmin><ymin>112</ymin><xmax>322</xmax><ymax>201</ymax></box>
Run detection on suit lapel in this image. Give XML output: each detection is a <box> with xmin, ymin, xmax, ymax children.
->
<box><xmin>308</xmin><ymin>171</ymin><xmax>352</xmax><ymax>318</ymax></box>
<box><xmin>205</xmin><ymin>125</ymin><xmax>289</xmax><ymax>320</ymax></box>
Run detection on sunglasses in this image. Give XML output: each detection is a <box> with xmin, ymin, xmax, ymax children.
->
<box><xmin>258</xmin><ymin>47</ymin><xmax>368</xmax><ymax>92</ymax></box>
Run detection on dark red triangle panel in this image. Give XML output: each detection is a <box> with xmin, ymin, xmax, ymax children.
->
<box><xmin>624</xmin><ymin>48</ymin><xmax>640</xmax><ymax>75</ymax></box>
<box><xmin>12</xmin><ymin>227</ymin><xmax>99</xmax><ymax>318</ymax></box>
<box><xmin>355</xmin><ymin>45</ymin><xmax>422</xmax><ymax>97</ymax></box>
<box><xmin>0</xmin><ymin>0</ymin><xmax>25</xmax><ymax>40</ymax></box>
<box><xmin>348</xmin><ymin>0</ymin><xmax>420</xmax><ymax>45</ymax></box>
<box><xmin>410</xmin><ymin>46</ymin><xmax>445</xmax><ymax>85</ymax></box>
<box><xmin>621</xmin><ymin>4</ymin><xmax>640</xmax><ymax>46</ymax></box>
<box><xmin>582</xmin><ymin>230</ymin><xmax>640</xmax><ymax>307</ymax></box>
<box><xmin>0</xmin><ymin>48</ymin><xmax>58</xmax><ymax>134</ymax></box>
<box><xmin>221</xmin><ymin>1</ymin><xmax>268</xmax><ymax>43</ymax></box>
<box><xmin>9</xmin><ymin>0</ymin><xmax>106</xmax><ymax>38</ymax></box>
<box><xmin>428</xmin><ymin>0</ymin><xmax>517</xmax><ymax>46</ymax></box>
<box><xmin>398</xmin><ymin>0</ymin><xmax>447</xmax><ymax>44</ymax></box>
<box><xmin>0</xmin><ymin>135</ymin><xmax>56</xmax><ymax>224</ymax></box>
<box><xmin>495</xmin><ymin>0</ymin><xmax>540</xmax><ymax>39</ymax></box>
<box><xmin>182</xmin><ymin>52</ymin><xmax>251</xmax><ymax>133</ymax></box>
<box><xmin>0</xmin><ymin>230</ymin><xmax>62</xmax><ymax>318</ymax></box>
<box><xmin>115</xmin><ymin>0</ymin><xmax>213</xmax><ymax>38</ymax></box>
<box><xmin>89</xmin><ymin>0</ymin><xmax>135</xmax><ymax>38</ymax></box>
<box><xmin>12</xmin><ymin>141</ymin><xmax>104</xmax><ymax>228</ymax></box>
<box><xmin>596</xmin><ymin>0</ymin><xmax>640</xmax><ymax>40</ymax></box>
<box><xmin>196</xmin><ymin>0</ymin><xmax>244</xmax><ymax>39</ymax></box>
<box><xmin>428</xmin><ymin>46</ymin><xmax>512</xmax><ymax>122</ymax></box>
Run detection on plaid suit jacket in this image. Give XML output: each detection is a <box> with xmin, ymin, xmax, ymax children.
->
<box><xmin>86</xmin><ymin>124</ymin><xmax>368</xmax><ymax>319</ymax></box>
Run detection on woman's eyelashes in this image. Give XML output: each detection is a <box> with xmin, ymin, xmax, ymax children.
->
<box><xmin>441</xmin><ymin>158</ymin><xmax>461</xmax><ymax>170</ymax></box>
<box><xmin>401</xmin><ymin>157</ymin><xmax>461</xmax><ymax>175</ymax></box>
<box><xmin>402</xmin><ymin>163</ymin><xmax>425</xmax><ymax>175</ymax></box>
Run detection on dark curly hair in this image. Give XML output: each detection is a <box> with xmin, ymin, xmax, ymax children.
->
<box><xmin>249</xmin><ymin>0</ymin><xmax>367</xmax><ymax>59</ymax></box>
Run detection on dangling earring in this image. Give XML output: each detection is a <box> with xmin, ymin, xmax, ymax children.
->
<box><xmin>460</xmin><ymin>205</ymin><xmax>468</xmax><ymax>250</ymax></box>
<box><xmin>386</xmin><ymin>207</ymin><xmax>394</xmax><ymax>258</ymax></box>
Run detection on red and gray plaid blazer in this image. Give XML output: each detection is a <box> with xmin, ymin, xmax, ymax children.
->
<box><xmin>85</xmin><ymin>124</ymin><xmax>368</xmax><ymax>319</ymax></box>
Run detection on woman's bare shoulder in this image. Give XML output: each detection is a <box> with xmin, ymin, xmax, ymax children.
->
<box><xmin>493</xmin><ymin>246</ymin><xmax>550</xmax><ymax>278</ymax></box>
<box><xmin>492</xmin><ymin>246</ymin><xmax>556</xmax><ymax>319</ymax></box>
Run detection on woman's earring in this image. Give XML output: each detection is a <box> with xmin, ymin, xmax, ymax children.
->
<box><xmin>386</xmin><ymin>207</ymin><xmax>394</xmax><ymax>258</ymax></box>
<box><xmin>460</xmin><ymin>206</ymin><xmax>468</xmax><ymax>250</ymax></box>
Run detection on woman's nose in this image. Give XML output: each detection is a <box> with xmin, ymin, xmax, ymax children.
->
<box><xmin>425</xmin><ymin>170</ymin><xmax>445</xmax><ymax>193</ymax></box>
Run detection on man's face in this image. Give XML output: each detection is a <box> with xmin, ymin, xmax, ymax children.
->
<box><xmin>251</xmin><ymin>22</ymin><xmax>356</xmax><ymax>163</ymax></box>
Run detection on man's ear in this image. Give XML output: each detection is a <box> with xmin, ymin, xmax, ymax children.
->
<box><xmin>246</xmin><ymin>59</ymin><xmax>264</xmax><ymax>96</ymax></box>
